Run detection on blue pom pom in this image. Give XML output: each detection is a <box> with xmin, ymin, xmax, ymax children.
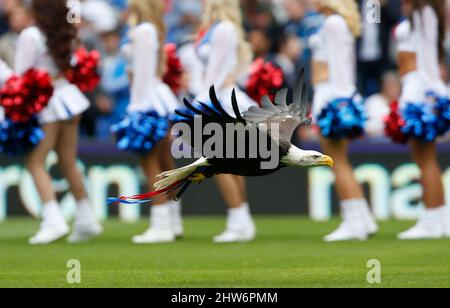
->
<box><xmin>401</xmin><ymin>103</ymin><xmax>438</xmax><ymax>142</ymax></box>
<box><xmin>111</xmin><ymin>111</ymin><xmax>169</xmax><ymax>153</ymax></box>
<box><xmin>434</xmin><ymin>96</ymin><xmax>450</xmax><ymax>136</ymax></box>
<box><xmin>317</xmin><ymin>96</ymin><xmax>367</xmax><ymax>139</ymax></box>
<box><xmin>0</xmin><ymin>117</ymin><xmax>45</xmax><ymax>156</ymax></box>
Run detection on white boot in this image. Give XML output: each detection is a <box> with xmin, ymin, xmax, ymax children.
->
<box><xmin>214</xmin><ymin>203</ymin><xmax>256</xmax><ymax>243</ymax></box>
<box><xmin>324</xmin><ymin>200</ymin><xmax>370</xmax><ymax>242</ymax></box>
<box><xmin>398</xmin><ymin>207</ymin><xmax>445</xmax><ymax>240</ymax></box>
<box><xmin>29</xmin><ymin>201</ymin><xmax>70</xmax><ymax>245</ymax></box>
<box><xmin>443</xmin><ymin>206</ymin><xmax>450</xmax><ymax>238</ymax></box>
<box><xmin>133</xmin><ymin>204</ymin><xmax>176</xmax><ymax>244</ymax></box>
<box><xmin>169</xmin><ymin>200</ymin><xmax>184</xmax><ymax>238</ymax></box>
<box><xmin>68</xmin><ymin>199</ymin><xmax>103</xmax><ymax>243</ymax></box>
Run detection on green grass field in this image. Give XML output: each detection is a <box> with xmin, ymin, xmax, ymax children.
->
<box><xmin>1</xmin><ymin>217</ymin><xmax>450</xmax><ymax>288</ymax></box>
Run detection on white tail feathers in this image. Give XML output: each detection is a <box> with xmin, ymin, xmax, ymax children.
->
<box><xmin>154</xmin><ymin>157</ymin><xmax>209</xmax><ymax>191</ymax></box>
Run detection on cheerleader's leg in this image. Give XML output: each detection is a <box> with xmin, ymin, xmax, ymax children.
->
<box><xmin>213</xmin><ymin>174</ymin><xmax>256</xmax><ymax>244</ymax></box>
<box><xmin>55</xmin><ymin>116</ymin><xmax>87</xmax><ymax>200</ymax></box>
<box><xmin>411</xmin><ymin>141</ymin><xmax>445</xmax><ymax>208</ymax></box>
<box><xmin>159</xmin><ymin>135</ymin><xmax>184</xmax><ymax>238</ymax></box>
<box><xmin>54</xmin><ymin>115</ymin><xmax>103</xmax><ymax>243</ymax></box>
<box><xmin>398</xmin><ymin>141</ymin><xmax>446</xmax><ymax>240</ymax></box>
<box><xmin>214</xmin><ymin>174</ymin><xmax>245</xmax><ymax>209</ymax></box>
<box><xmin>236</xmin><ymin>176</ymin><xmax>248</xmax><ymax>202</ymax></box>
<box><xmin>139</xmin><ymin>143</ymin><xmax>171</xmax><ymax>205</ymax></box>
<box><xmin>320</xmin><ymin>138</ymin><xmax>364</xmax><ymax>200</ymax></box>
<box><xmin>25</xmin><ymin>122</ymin><xmax>60</xmax><ymax>203</ymax></box>
<box><xmin>320</xmin><ymin>137</ymin><xmax>377</xmax><ymax>242</ymax></box>
<box><xmin>132</xmin><ymin>144</ymin><xmax>176</xmax><ymax>244</ymax></box>
<box><xmin>26</xmin><ymin>122</ymin><xmax>69</xmax><ymax>245</ymax></box>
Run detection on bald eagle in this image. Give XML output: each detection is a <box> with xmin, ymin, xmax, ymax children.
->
<box><xmin>108</xmin><ymin>71</ymin><xmax>333</xmax><ymax>205</ymax></box>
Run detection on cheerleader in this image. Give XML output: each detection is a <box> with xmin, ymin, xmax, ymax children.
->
<box><xmin>15</xmin><ymin>0</ymin><xmax>102</xmax><ymax>245</ymax></box>
<box><xmin>113</xmin><ymin>0</ymin><xmax>182</xmax><ymax>244</ymax></box>
<box><xmin>310</xmin><ymin>0</ymin><xmax>378</xmax><ymax>242</ymax></box>
<box><xmin>391</xmin><ymin>0</ymin><xmax>450</xmax><ymax>240</ymax></box>
<box><xmin>191</xmin><ymin>0</ymin><xmax>257</xmax><ymax>243</ymax></box>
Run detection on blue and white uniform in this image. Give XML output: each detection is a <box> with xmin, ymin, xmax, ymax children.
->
<box><xmin>395</xmin><ymin>19</ymin><xmax>421</xmax><ymax>106</ymax></box>
<box><xmin>121</xmin><ymin>23</ymin><xmax>179</xmax><ymax>116</ymax></box>
<box><xmin>194</xmin><ymin>21</ymin><xmax>256</xmax><ymax>115</ymax></box>
<box><xmin>395</xmin><ymin>6</ymin><xmax>450</xmax><ymax>141</ymax></box>
<box><xmin>113</xmin><ymin>22</ymin><xmax>180</xmax><ymax>153</ymax></box>
<box><xmin>15</xmin><ymin>27</ymin><xmax>90</xmax><ymax>124</ymax></box>
<box><xmin>310</xmin><ymin>15</ymin><xmax>366</xmax><ymax>139</ymax></box>
<box><xmin>397</xmin><ymin>11</ymin><xmax>448</xmax><ymax>106</ymax></box>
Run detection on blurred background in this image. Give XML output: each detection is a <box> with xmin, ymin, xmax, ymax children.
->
<box><xmin>1</xmin><ymin>0</ymin><xmax>450</xmax><ymax>142</ymax></box>
<box><xmin>0</xmin><ymin>0</ymin><xmax>450</xmax><ymax>142</ymax></box>
<box><xmin>1</xmin><ymin>0</ymin><xmax>450</xmax><ymax>221</ymax></box>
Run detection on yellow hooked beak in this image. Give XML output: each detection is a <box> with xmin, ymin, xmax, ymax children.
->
<box><xmin>319</xmin><ymin>155</ymin><xmax>334</xmax><ymax>168</ymax></box>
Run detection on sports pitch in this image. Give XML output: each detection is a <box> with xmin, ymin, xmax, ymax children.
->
<box><xmin>1</xmin><ymin>217</ymin><xmax>450</xmax><ymax>288</ymax></box>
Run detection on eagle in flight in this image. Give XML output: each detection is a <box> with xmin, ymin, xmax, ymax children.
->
<box><xmin>108</xmin><ymin>70</ymin><xmax>334</xmax><ymax>205</ymax></box>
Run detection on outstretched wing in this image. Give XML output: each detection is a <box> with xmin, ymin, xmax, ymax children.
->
<box><xmin>242</xmin><ymin>69</ymin><xmax>312</xmax><ymax>142</ymax></box>
<box><xmin>174</xmin><ymin>86</ymin><xmax>263</xmax><ymax>157</ymax></box>
<box><xmin>174</xmin><ymin>86</ymin><xmax>247</xmax><ymax>128</ymax></box>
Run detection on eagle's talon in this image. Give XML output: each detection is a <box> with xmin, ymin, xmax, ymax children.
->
<box><xmin>188</xmin><ymin>173</ymin><xmax>206</xmax><ymax>182</ymax></box>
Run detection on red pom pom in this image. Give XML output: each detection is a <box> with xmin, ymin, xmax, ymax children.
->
<box><xmin>66</xmin><ymin>48</ymin><xmax>101</xmax><ymax>93</ymax></box>
<box><xmin>384</xmin><ymin>101</ymin><xmax>407</xmax><ymax>143</ymax></box>
<box><xmin>163</xmin><ymin>44</ymin><xmax>183</xmax><ymax>94</ymax></box>
<box><xmin>246</xmin><ymin>58</ymin><xmax>284</xmax><ymax>105</ymax></box>
<box><xmin>0</xmin><ymin>69</ymin><xmax>54</xmax><ymax>123</ymax></box>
